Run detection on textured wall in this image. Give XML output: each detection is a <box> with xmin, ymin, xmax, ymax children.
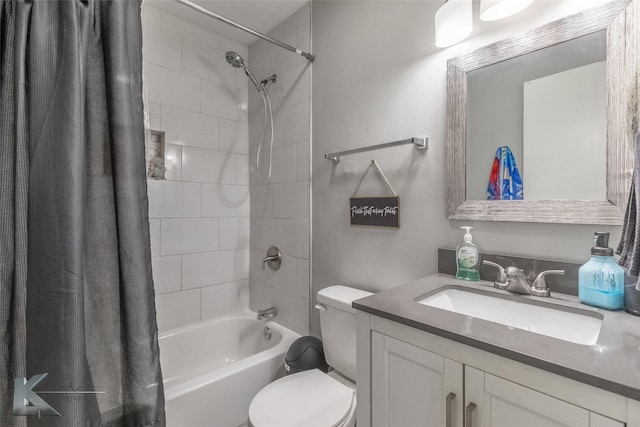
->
<box><xmin>311</xmin><ymin>0</ymin><xmax>620</xmax><ymax>336</ymax></box>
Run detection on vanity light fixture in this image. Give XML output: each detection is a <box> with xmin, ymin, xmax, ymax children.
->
<box><xmin>435</xmin><ymin>0</ymin><xmax>473</xmax><ymax>48</ymax></box>
<box><xmin>480</xmin><ymin>0</ymin><xmax>535</xmax><ymax>21</ymax></box>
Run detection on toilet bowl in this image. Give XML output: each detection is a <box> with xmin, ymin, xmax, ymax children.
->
<box><xmin>248</xmin><ymin>369</ymin><xmax>356</xmax><ymax>427</ymax></box>
<box><xmin>247</xmin><ymin>285</ymin><xmax>372</xmax><ymax>427</ymax></box>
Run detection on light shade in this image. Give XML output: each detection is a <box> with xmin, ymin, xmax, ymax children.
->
<box><xmin>480</xmin><ymin>0</ymin><xmax>535</xmax><ymax>21</ymax></box>
<box><xmin>435</xmin><ymin>0</ymin><xmax>473</xmax><ymax>48</ymax></box>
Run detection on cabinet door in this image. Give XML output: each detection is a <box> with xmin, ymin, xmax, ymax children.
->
<box><xmin>464</xmin><ymin>367</ymin><xmax>624</xmax><ymax>427</ymax></box>
<box><xmin>371</xmin><ymin>332</ymin><xmax>463</xmax><ymax>427</ymax></box>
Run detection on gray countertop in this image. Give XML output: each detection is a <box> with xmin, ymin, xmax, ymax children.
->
<box><xmin>353</xmin><ymin>274</ymin><xmax>640</xmax><ymax>400</ymax></box>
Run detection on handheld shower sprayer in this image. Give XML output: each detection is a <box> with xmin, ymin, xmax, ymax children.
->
<box><xmin>225</xmin><ymin>51</ymin><xmax>262</xmax><ymax>91</ymax></box>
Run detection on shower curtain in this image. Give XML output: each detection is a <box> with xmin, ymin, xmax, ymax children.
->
<box><xmin>0</xmin><ymin>1</ymin><xmax>165</xmax><ymax>426</ymax></box>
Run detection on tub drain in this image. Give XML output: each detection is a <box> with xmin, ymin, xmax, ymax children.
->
<box><xmin>263</xmin><ymin>326</ymin><xmax>272</xmax><ymax>341</ymax></box>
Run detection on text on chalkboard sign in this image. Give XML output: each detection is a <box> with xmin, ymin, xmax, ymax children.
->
<box><xmin>350</xmin><ymin>196</ymin><xmax>400</xmax><ymax>227</ymax></box>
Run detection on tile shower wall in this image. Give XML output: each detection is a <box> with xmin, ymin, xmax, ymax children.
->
<box><xmin>248</xmin><ymin>4</ymin><xmax>311</xmax><ymax>336</ymax></box>
<box><xmin>142</xmin><ymin>5</ymin><xmax>251</xmax><ymax>331</ymax></box>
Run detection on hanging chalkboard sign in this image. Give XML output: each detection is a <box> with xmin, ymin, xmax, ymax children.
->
<box><xmin>349</xmin><ymin>160</ymin><xmax>400</xmax><ymax>228</ymax></box>
<box><xmin>350</xmin><ymin>196</ymin><xmax>400</xmax><ymax>227</ymax></box>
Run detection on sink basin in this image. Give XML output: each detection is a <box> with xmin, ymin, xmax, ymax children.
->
<box><xmin>417</xmin><ymin>288</ymin><xmax>602</xmax><ymax>345</ymax></box>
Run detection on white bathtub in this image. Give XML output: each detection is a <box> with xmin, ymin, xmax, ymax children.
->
<box><xmin>159</xmin><ymin>312</ymin><xmax>299</xmax><ymax>427</ymax></box>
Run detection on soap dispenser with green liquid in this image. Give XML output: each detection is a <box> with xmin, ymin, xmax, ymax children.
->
<box><xmin>456</xmin><ymin>226</ymin><xmax>480</xmax><ymax>281</ymax></box>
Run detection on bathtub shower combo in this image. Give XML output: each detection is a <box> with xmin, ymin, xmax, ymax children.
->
<box><xmin>155</xmin><ymin>2</ymin><xmax>315</xmax><ymax>426</ymax></box>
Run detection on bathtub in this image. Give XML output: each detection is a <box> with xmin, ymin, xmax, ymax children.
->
<box><xmin>159</xmin><ymin>312</ymin><xmax>300</xmax><ymax>427</ymax></box>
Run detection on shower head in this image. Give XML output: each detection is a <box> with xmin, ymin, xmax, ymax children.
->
<box><xmin>225</xmin><ymin>51</ymin><xmax>244</xmax><ymax>68</ymax></box>
<box><xmin>225</xmin><ymin>51</ymin><xmax>261</xmax><ymax>90</ymax></box>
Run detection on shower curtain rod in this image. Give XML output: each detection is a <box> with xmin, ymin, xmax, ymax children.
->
<box><xmin>171</xmin><ymin>0</ymin><xmax>315</xmax><ymax>61</ymax></box>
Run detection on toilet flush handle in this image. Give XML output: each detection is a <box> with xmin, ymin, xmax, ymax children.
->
<box><xmin>314</xmin><ymin>304</ymin><xmax>327</xmax><ymax>313</ymax></box>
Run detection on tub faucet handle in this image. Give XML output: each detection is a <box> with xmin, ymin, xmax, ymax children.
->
<box><xmin>262</xmin><ymin>246</ymin><xmax>282</xmax><ymax>271</ymax></box>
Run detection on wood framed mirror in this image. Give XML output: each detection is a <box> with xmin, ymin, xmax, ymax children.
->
<box><xmin>446</xmin><ymin>0</ymin><xmax>639</xmax><ymax>225</ymax></box>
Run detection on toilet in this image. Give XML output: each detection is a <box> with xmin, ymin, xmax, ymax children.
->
<box><xmin>248</xmin><ymin>285</ymin><xmax>372</xmax><ymax>427</ymax></box>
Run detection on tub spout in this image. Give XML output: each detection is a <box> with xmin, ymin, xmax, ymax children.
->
<box><xmin>257</xmin><ymin>307</ymin><xmax>277</xmax><ymax>320</ymax></box>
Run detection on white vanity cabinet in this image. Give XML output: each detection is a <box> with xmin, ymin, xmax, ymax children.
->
<box><xmin>358</xmin><ymin>313</ymin><xmax>640</xmax><ymax>427</ymax></box>
<box><xmin>464</xmin><ymin>367</ymin><xmax>624</xmax><ymax>427</ymax></box>
<box><xmin>371</xmin><ymin>332</ymin><xmax>463</xmax><ymax>427</ymax></box>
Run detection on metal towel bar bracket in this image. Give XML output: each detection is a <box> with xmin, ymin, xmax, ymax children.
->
<box><xmin>324</xmin><ymin>137</ymin><xmax>428</xmax><ymax>163</ymax></box>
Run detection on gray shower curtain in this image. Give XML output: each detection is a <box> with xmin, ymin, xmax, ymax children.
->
<box><xmin>0</xmin><ymin>1</ymin><xmax>165</xmax><ymax>426</ymax></box>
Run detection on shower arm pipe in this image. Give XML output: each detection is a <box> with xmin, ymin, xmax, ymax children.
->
<box><xmin>172</xmin><ymin>0</ymin><xmax>315</xmax><ymax>62</ymax></box>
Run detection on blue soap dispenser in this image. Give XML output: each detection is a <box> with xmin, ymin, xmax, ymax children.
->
<box><xmin>578</xmin><ymin>232</ymin><xmax>624</xmax><ymax>310</ymax></box>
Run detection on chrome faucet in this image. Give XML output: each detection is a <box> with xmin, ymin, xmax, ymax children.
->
<box><xmin>256</xmin><ymin>307</ymin><xmax>277</xmax><ymax>320</ymax></box>
<box><xmin>483</xmin><ymin>260</ymin><xmax>565</xmax><ymax>297</ymax></box>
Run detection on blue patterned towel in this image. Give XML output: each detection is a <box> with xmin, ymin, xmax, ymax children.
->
<box><xmin>487</xmin><ymin>146</ymin><xmax>523</xmax><ymax>200</ymax></box>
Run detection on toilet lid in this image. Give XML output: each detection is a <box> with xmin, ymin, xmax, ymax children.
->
<box><xmin>249</xmin><ymin>369</ymin><xmax>355</xmax><ymax>427</ymax></box>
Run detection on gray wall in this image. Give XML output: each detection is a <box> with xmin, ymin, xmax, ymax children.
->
<box><xmin>311</xmin><ymin>0</ymin><xmax>620</xmax><ymax>336</ymax></box>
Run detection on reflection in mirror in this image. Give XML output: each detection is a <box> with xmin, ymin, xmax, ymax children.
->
<box><xmin>446</xmin><ymin>0</ymin><xmax>638</xmax><ymax>224</ymax></box>
<box><xmin>466</xmin><ymin>31</ymin><xmax>607</xmax><ymax>201</ymax></box>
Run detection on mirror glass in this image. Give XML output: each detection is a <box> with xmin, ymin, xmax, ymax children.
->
<box><xmin>465</xmin><ymin>31</ymin><xmax>607</xmax><ymax>201</ymax></box>
<box><xmin>445</xmin><ymin>0</ymin><xmax>637</xmax><ymax>225</ymax></box>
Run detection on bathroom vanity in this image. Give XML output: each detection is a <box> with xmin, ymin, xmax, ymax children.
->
<box><xmin>353</xmin><ymin>275</ymin><xmax>640</xmax><ymax>427</ymax></box>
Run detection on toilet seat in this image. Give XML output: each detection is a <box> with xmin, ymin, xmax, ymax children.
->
<box><xmin>248</xmin><ymin>369</ymin><xmax>355</xmax><ymax>427</ymax></box>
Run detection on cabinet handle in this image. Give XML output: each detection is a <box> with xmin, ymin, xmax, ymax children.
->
<box><xmin>445</xmin><ymin>393</ymin><xmax>456</xmax><ymax>427</ymax></box>
<box><xmin>465</xmin><ymin>402</ymin><xmax>477</xmax><ymax>427</ymax></box>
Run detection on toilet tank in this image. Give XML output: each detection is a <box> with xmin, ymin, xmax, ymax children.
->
<box><xmin>316</xmin><ymin>285</ymin><xmax>373</xmax><ymax>382</ymax></box>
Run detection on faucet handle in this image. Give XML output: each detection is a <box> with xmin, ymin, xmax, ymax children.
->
<box><xmin>531</xmin><ymin>269</ymin><xmax>565</xmax><ymax>297</ymax></box>
<box><xmin>482</xmin><ymin>260</ymin><xmax>509</xmax><ymax>289</ymax></box>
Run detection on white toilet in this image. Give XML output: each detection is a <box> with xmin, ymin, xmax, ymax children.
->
<box><xmin>248</xmin><ymin>285</ymin><xmax>372</xmax><ymax>427</ymax></box>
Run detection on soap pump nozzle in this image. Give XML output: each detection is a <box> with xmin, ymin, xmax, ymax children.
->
<box><xmin>461</xmin><ymin>226</ymin><xmax>473</xmax><ymax>243</ymax></box>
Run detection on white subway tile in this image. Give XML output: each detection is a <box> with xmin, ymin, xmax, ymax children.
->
<box><xmin>270</xmin><ymin>145</ymin><xmax>297</xmax><ymax>183</ymax></box>
<box><xmin>284</xmin><ymin>219</ymin><xmax>309</xmax><ymax>259</ymax></box>
<box><xmin>142</xmin><ymin>23</ymin><xmax>182</xmax><ymax>71</ymax></box>
<box><xmin>149</xmin><ymin>219</ymin><xmax>160</xmax><ymax>256</ymax></box>
<box><xmin>161</xmin><ymin>218</ymin><xmax>219</xmax><ymax>255</ymax></box>
<box><xmin>219</xmin><ymin>217</ymin><xmax>250</xmax><ymax>250</ymax></box>
<box><xmin>295</xmin><ymin>141</ymin><xmax>310</xmax><ymax>181</ymax></box>
<box><xmin>279</xmin><ymin>63</ymin><xmax>310</xmax><ymax>111</ymax></box>
<box><xmin>201</xmin><ymin>80</ymin><xmax>248</xmax><ymax>122</ymax></box>
<box><xmin>201</xmin><ymin>281</ymin><xmax>249</xmax><ymax>320</ymax></box>
<box><xmin>161</xmin><ymin>13</ymin><xmax>220</xmax><ymax>48</ymax></box>
<box><xmin>249</xmin><ymin>279</ymin><xmax>273</xmax><ymax>312</ymax></box>
<box><xmin>296</xmin><ymin>258</ymin><xmax>310</xmax><ymax>298</ymax></box>
<box><xmin>182</xmin><ymin>38</ymin><xmax>235</xmax><ymax>87</ymax></box>
<box><xmin>182</xmin><ymin>147</ymin><xmax>235</xmax><ymax>184</ymax></box>
<box><xmin>284</xmin><ymin>101</ymin><xmax>310</xmax><ymax>146</ymax></box>
<box><xmin>235</xmin><ymin>154</ymin><xmax>250</xmax><ymax>186</ymax></box>
<box><xmin>249</xmin><ymin>184</ymin><xmax>273</xmax><ymax>218</ymax></box>
<box><xmin>144</xmin><ymin>63</ymin><xmax>200</xmax><ymax>112</ymax></box>
<box><xmin>271</xmin><ymin>289</ymin><xmax>309</xmax><ymax>335</ymax></box>
<box><xmin>251</xmin><ymin>217</ymin><xmax>285</xmax><ymax>251</ymax></box>
<box><xmin>141</xmin><ymin>4</ymin><xmax>162</xmax><ymax>26</ymax></box>
<box><xmin>162</xmin><ymin>106</ymin><xmax>219</xmax><ymax>150</ymax></box>
<box><xmin>147</xmin><ymin>180</ymin><xmax>200</xmax><ymax>218</ymax></box>
<box><xmin>182</xmin><ymin>250</ymin><xmax>236</xmax><ymax>289</ymax></box>
<box><xmin>202</xmin><ymin>184</ymin><xmax>249</xmax><ymax>217</ymax></box>
<box><xmin>152</xmin><ymin>255</ymin><xmax>181</xmax><ymax>294</ymax></box>
<box><xmin>147</xmin><ymin>102</ymin><xmax>161</xmax><ymax>130</ymax></box>
<box><xmin>163</xmin><ymin>144</ymin><xmax>182</xmax><ymax>181</ymax></box>
<box><xmin>219</xmin><ymin>119</ymin><xmax>249</xmax><ymax>154</ymax></box>
<box><xmin>155</xmin><ymin>289</ymin><xmax>200</xmax><ymax>331</ymax></box>
<box><xmin>236</xmin><ymin>249</ymin><xmax>250</xmax><ymax>281</ymax></box>
<box><xmin>272</xmin><ymin>180</ymin><xmax>309</xmax><ymax>219</ymax></box>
